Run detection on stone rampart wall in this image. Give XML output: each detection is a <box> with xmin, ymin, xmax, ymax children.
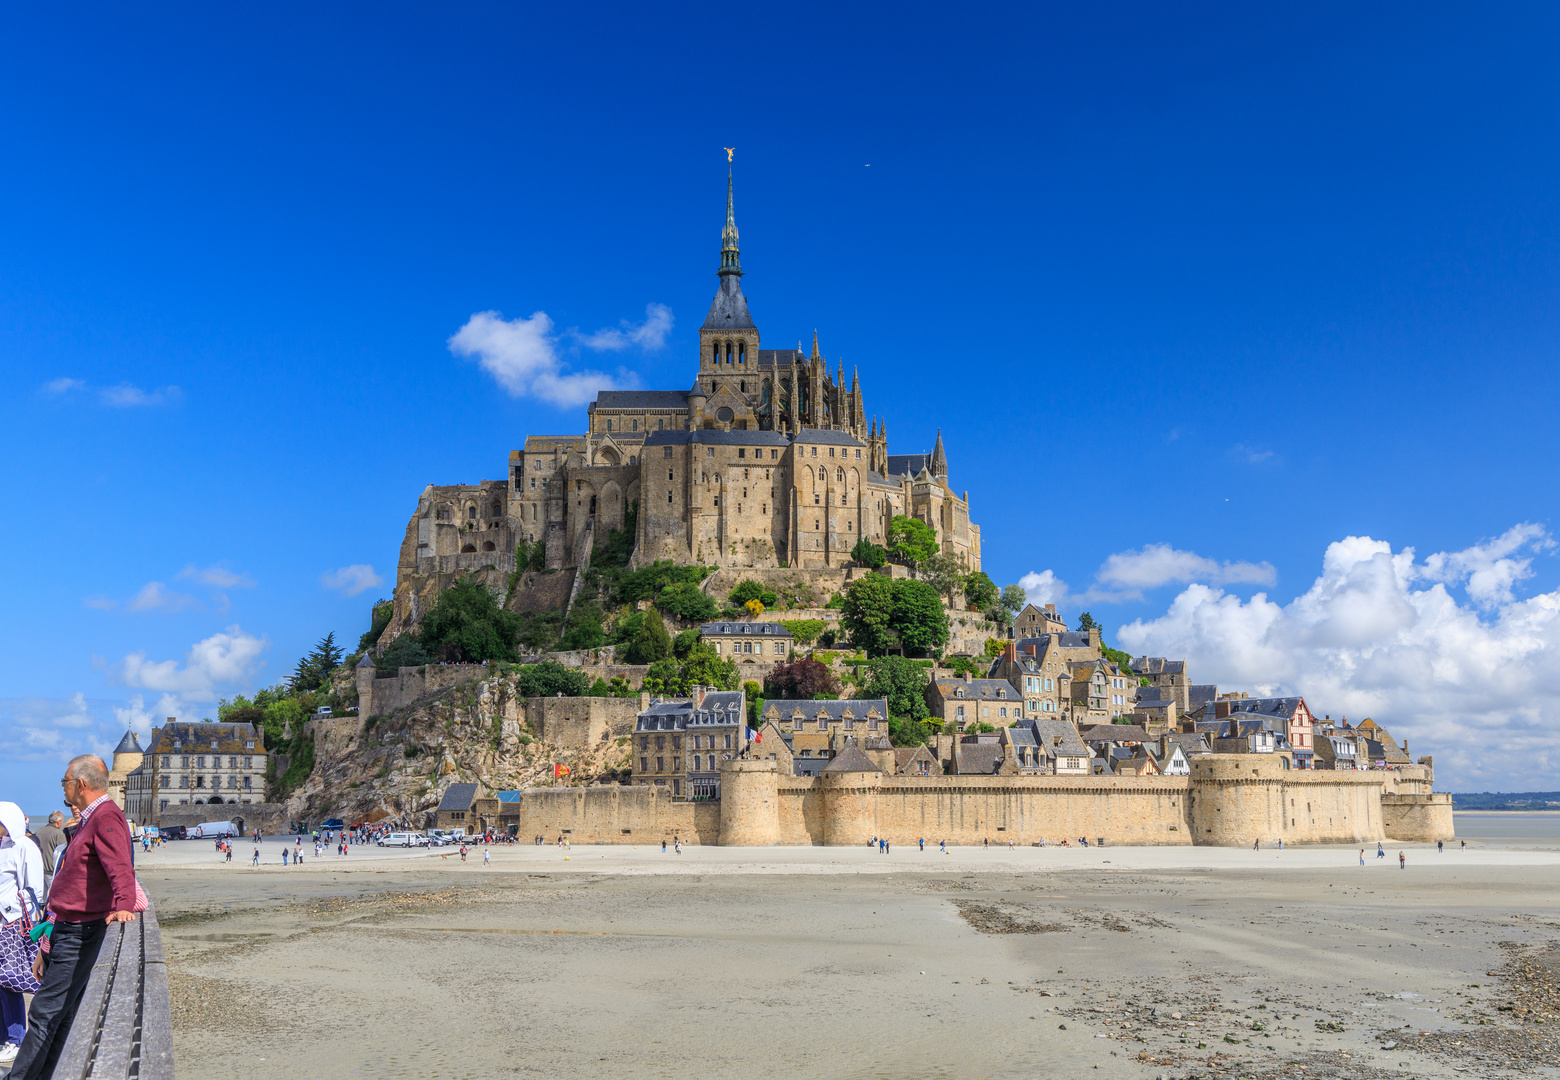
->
<box><xmin>157</xmin><ymin>802</ymin><xmax>289</xmax><ymax>836</ymax></box>
<box><xmin>498</xmin><ymin>786</ymin><xmax>720</xmax><ymax>844</ymax></box>
<box><xmin>525</xmin><ymin>695</ymin><xmax>644</xmax><ymax>749</ymax></box>
<box><xmin>361</xmin><ymin>663</ymin><xmax>493</xmax><ymax>718</ymax></box>
<box><xmin>1380</xmin><ymin>793</ymin><xmax>1455</xmax><ymax>841</ymax></box>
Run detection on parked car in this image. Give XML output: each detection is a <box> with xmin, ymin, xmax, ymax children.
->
<box><xmin>377</xmin><ymin>832</ymin><xmax>415</xmax><ymax>847</ymax></box>
<box><xmin>160</xmin><ymin>826</ymin><xmax>188</xmax><ymax>841</ymax></box>
<box><xmin>320</xmin><ymin>818</ymin><xmax>345</xmax><ymax>830</ymax></box>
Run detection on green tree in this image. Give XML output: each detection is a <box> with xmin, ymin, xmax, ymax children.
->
<box><xmin>851</xmin><ymin>537</ymin><xmax>888</xmax><ymax>569</ymax></box>
<box><xmin>962</xmin><ymin>571</ymin><xmax>999</xmax><ymax>613</ymax></box>
<box><xmin>417</xmin><ymin>577</ymin><xmax>524</xmax><ymax>663</ymax></box>
<box><xmin>918</xmin><ymin>552</ymin><xmax>963</xmax><ymax>603</ymax></box>
<box><xmin>290</xmin><ymin>632</ymin><xmax>345</xmax><ymax>694</ymax></box>
<box><xmin>1077</xmin><ymin>611</ymin><xmax>1099</xmax><ymax>632</ymax></box>
<box><xmin>999</xmin><ymin>584</ymin><xmax>1028</xmax><ymax>623</ymax></box>
<box><xmin>680</xmin><ymin>642</ymin><xmax>738</xmax><ymax>691</ymax></box>
<box><xmin>516</xmin><ymin>660</ymin><xmax>590</xmax><ymax>697</ymax></box>
<box><xmin>626</xmin><ymin>607</ymin><xmax>672</xmax><ymax>664</ymax></box>
<box><xmin>559</xmin><ymin>601</ymin><xmax>606</xmax><ymax>650</ymax></box>
<box><xmin>656</xmin><ymin>581</ymin><xmax>719</xmax><ymax>622</ymax></box>
<box><xmin>983</xmin><ymin>637</ymin><xmax>1006</xmax><ymax>658</ymax></box>
<box><xmin>358</xmin><ymin>601</ymin><xmax>394</xmax><ymax>652</ymax></box>
<box><xmin>891</xmin><ymin>578</ymin><xmax>949</xmax><ymax>655</ymax></box>
<box><xmin>644</xmin><ymin>658</ymin><xmax>684</xmax><ymax>695</ymax></box>
<box><xmin>886</xmin><ymin>515</ymin><xmax>939</xmax><ymax>567</ymax></box>
<box><xmin>671</xmin><ymin>627</ymin><xmax>700</xmax><ymax>658</ymax></box>
<box><xmin>377</xmin><ymin>634</ymin><xmax>433</xmax><ymax>669</ymax></box>
<box><xmin>839</xmin><ymin>574</ymin><xmax>896</xmax><ymax>654</ymax></box>
<box><xmin>777</xmin><ymin>619</ymin><xmax>826</xmax><ymax>646</ymax></box>
<box><xmin>729</xmin><ymin>579</ymin><xmax>779</xmax><ymax>609</ymax></box>
<box><xmin>858</xmin><ymin>656</ymin><xmax>932</xmax><ymax>735</ymax></box>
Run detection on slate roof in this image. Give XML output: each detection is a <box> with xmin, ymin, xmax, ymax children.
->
<box><xmin>795</xmin><ymin>427</ymin><xmax>866</xmax><ymax>447</ymax></box>
<box><xmin>1022</xmin><ymin>719</ymin><xmax>1090</xmax><ymax>759</ymax></box>
<box><xmin>762</xmin><ymin>698</ymin><xmax>887</xmax><ymax>720</ymax></box>
<box><xmin>702</xmin><ymin>275</ymin><xmax>755</xmax><ymax>330</ymax></box>
<box><xmin>931</xmin><ymin>678</ymin><xmax>1020</xmax><ymax>701</ymax></box>
<box><xmin>113</xmin><ymin>730</ymin><xmax>143</xmax><ymax>755</ymax></box>
<box><xmin>522</xmin><ymin>436</ymin><xmax>587</xmax><ymax>453</ymax></box>
<box><xmin>1080</xmin><ymin>724</ymin><xmax>1153</xmax><ymax>744</ymax></box>
<box><xmin>1016</xmin><ymin>632</ymin><xmax>1094</xmax><ymax>651</ymax></box>
<box><xmin>636</xmin><ymin>691</ymin><xmax>746</xmax><ymax>731</ymax></box>
<box><xmin>886</xmin><ymin>453</ymin><xmax>931</xmax><ymax>477</ymax></box>
<box><xmin>1132</xmin><ymin>657</ymin><xmax>1186</xmax><ymax>676</ymax></box>
<box><xmin>755</xmin><ymin>349</ymin><xmax>805</xmax><ymax>367</ymax></box>
<box><xmin>643</xmin><ymin>429</ymin><xmax>791</xmax><ymax>447</ymax></box>
<box><xmin>954</xmin><ymin>743</ymin><xmax>1004</xmax><ymax>775</ymax></box>
<box><xmin>1164</xmin><ymin>732</ymin><xmax>1212</xmax><ymax>757</ymax></box>
<box><xmin>1223</xmin><ymin>696</ymin><xmax>1305</xmax><ymax>719</ymax></box>
<box><xmin>893</xmin><ymin>746</ymin><xmax>937</xmax><ymax>773</ymax></box>
<box><xmin>822</xmin><ymin>744</ymin><xmax>882</xmax><ymax>773</ymax></box>
<box><xmin>148</xmin><ymin>722</ymin><xmax>263</xmax><ymax>755</ymax></box>
<box><xmin>702</xmin><ymin>622</ymin><xmax>794</xmax><ymax>637</ymax></box>
<box><xmin>1188</xmin><ymin>684</ymin><xmax>1218</xmax><ymax>711</ymax></box>
<box><xmin>437</xmin><ymin>783</ymin><xmax>479</xmax><ymax>813</ymax></box>
<box><xmin>590</xmin><ymin>391</ymin><xmax>690</xmax><ymax>410</ymax></box>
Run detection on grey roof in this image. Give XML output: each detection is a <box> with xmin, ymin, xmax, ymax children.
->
<box><xmin>1223</xmin><ymin>696</ymin><xmax>1304</xmax><ymax>719</ymax></box>
<box><xmin>1188</xmin><ymin>684</ymin><xmax>1218</xmax><ymax>710</ymax></box>
<box><xmin>702</xmin><ymin>274</ymin><xmax>754</xmax><ymax>330</ymax></box>
<box><xmin>932</xmin><ymin>678</ymin><xmax>1020</xmax><ymax>700</ymax></box>
<box><xmin>1017</xmin><ymin>632</ymin><xmax>1094</xmax><ymax>651</ymax></box>
<box><xmin>1164</xmin><ymin>732</ymin><xmax>1212</xmax><ymax>756</ymax></box>
<box><xmin>113</xmin><ymin>730</ymin><xmax>142</xmax><ymax>755</ymax></box>
<box><xmin>755</xmin><ymin>349</ymin><xmax>805</xmax><ymax>366</ymax></box>
<box><xmin>636</xmin><ymin>691</ymin><xmax>746</xmax><ymax>731</ymax></box>
<box><xmin>1133</xmin><ymin>696</ymin><xmax>1176</xmax><ymax>711</ymax></box>
<box><xmin>795</xmin><ymin>427</ymin><xmax>866</xmax><ymax>447</ymax></box>
<box><xmin>886</xmin><ymin>453</ymin><xmax>931</xmax><ymax>477</ymax></box>
<box><xmin>1132</xmin><ymin>657</ymin><xmax>1186</xmax><ymax>676</ymax></box>
<box><xmin>702</xmin><ymin>622</ymin><xmax>794</xmax><ymax>637</ymax></box>
<box><xmin>1080</xmin><ymin>724</ymin><xmax>1153</xmax><ymax>744</ymax></box>
<box><xmin>643</xmin><ymin>429</ymin><xmax>791</xmax><ymax>447</ymax></box>
<box><xmin>1022</xmin><ymin>719</ymin><xmax>1089</xmax><ymax>758</ymax></box>
<box><xmin>356</xmin><ymin>653</ymin><xmax>375</xmax><ymax>668</ymax></box>
<box><xmin>823</xmin><ymin>744</ymin><xmax>882</xmax><ymax>773</ymax></box>
<box><xmin>437</xmin><ymin>783</ymin><xmax>479</xmax><ymax>812</ymax></box>
<box><xmin>761</xmin><ymin>698</ymin><xmax>887</xmax><ymax>720</ymax></box>
<box><xmin>954</xmin><ymin>743</ymin><xmax>1004</xmax><ymax>775</ymax></box>
<box><xmin>590</xmin><ymin>390</ymin><xmax>689</xmax><ymax>410</ymax></box>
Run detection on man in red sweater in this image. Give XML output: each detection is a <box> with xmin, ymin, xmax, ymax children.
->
<box><xmin>6</xmin><ymin>755</ymin><xmax>136</xmax><ymax>1080</ymax></box>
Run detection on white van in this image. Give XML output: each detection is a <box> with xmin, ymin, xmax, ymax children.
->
<box><xmin>377</xmin><ymin>832</ymin><xmax>414</xmax><ymax>847</ymax></box>
<box><xmin>189</xmin><ymin>820</ymin><xmax>239</xmax><ymax>839</ymax></box>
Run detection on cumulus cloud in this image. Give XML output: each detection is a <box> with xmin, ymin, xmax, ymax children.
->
<box><xmin>178</xmin><ymin>564</ymin><xmax>256</xmax><ymax>589</ymax></box>
<box><xmin>118</xmin><ymin>625</ymin><xmax>268</xmax><ymax>702</ymax></box>
<box><xmin>1018</xmin><ymin>569</ymin><xmax>1071</xmax><ymax>607</ymax></box>
<box><xmin>1098</xmin><ymin>544</ymin><xmax>1276</xmax><ymax>591</ymax></box>
<box><xmin>41</xmin><ymin>378</ymin><xmax>182</xmax><ymax>406</ymax></box>
<box><xmin>126</xmin><ymin>581</ymin><xmax>198</xmax><ymax>613</ymax></box>
<box><xmin>0</xmin><ymin>693</ymin><xmax>112</xmax><ymax>764</ymax></box>
<box><xmin>1115</xmin><ymin>524</ymin><xmax>1560</xmax><ymax>791</ymax></box>
<box><xmin>576</xmin><ymin>303</ymin><xmax>675</xmax><ymax>351</ymax></box>
<box><xmin>448</xmin><ymin>302</ymin><xmax>668</xmax><ymax>408</ymax></box>
<box><xmin>320</xmin><ymin>564</ymin><xmax>384</xmax><ymax>597</ymax></box>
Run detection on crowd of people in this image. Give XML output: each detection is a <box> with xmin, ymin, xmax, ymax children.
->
<box><xmin>0</xmin><ymin>755</ymin><xmax>139</xmax><ymax>1080</ymax></box>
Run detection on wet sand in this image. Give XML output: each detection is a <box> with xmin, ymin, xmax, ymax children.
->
<box><xmin>141</xmin><ymin>841</ymin><xmax>1560</xmax><ymax>1080</ymax></box>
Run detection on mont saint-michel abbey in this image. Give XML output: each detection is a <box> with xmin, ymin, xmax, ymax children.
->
<box><xmin>393</xmin><ymin>172</ymin><xmax>979</xmax><ymax>621</ymax></box>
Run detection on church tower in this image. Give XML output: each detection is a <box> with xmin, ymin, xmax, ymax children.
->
<box><xmin>698</xmin><ymin>165</ymin><xmax>760</xmax><ymax>395</ymax></box>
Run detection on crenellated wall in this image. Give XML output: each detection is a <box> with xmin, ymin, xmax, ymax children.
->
<box><xmin>494</xmin><ymin>755</ymin><xmax>1446</xmax><ymax>847</ymax></box>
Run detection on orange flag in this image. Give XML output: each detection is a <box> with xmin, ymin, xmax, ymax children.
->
<box><xmin>554</xmin><ymin>763</ymin><xmax>571</xmax><ymax>778</ymax></box>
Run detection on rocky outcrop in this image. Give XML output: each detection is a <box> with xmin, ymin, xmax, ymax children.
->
<box><xmin>286</xmin><ymin>669</ymin><xmax>635</xmax><ymax>824</ymax></box>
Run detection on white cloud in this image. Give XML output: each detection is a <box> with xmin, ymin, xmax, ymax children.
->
<box><xmin>126</xmin><ymin>581</ymin><xmax>198</xmax><ymax>613</ymax></box>
<box><xmin>178</xmin><ymin>564</ymin><xmax>256</xmax><ymax>589</ymax></box>
<box><xmin>1115</xmin><ymin>525</ymin><xmax>1560</xmax><ymax>791</ymax></box>
<box><xmin>113</xmin><ymin>694</ymin><xmax>155</xmax><ymax>737</ymax></box>
<box><xmin>40</xmin><ymin>378</ymin><xmax>182</xmax><ymax>407</ymax></box>
<box><xmin>1018</xmin><ymin>569</ymin><xmax>1070</xmax><ymax>607</ymax></box>
<box><xmin>320</xmin><ymin>564</ymin><xmax>384</xmax><ymax>597</ymax></box>
<box><xmin>448</xmin><ymin>303</ymin><xmax>667</xmax><ymax>408</ymax></box>
<box><xmin>576</xmin><ymin>303</ymin><xmax>675</xmax><ymax>351</ymax></box>
<box><xmin>1098</xmin><ymin>543</ymin><xmax>1276</xmax><ymax>591</ymax></box>
<box><xmin>118</xmin><ymin>625</ymin><xmax>268</xmax><ymax>702</ymax></box>
<box><xmin>99</xmin><ymin>383</ymin><xmax>182</xmax><ymax>407</ymax></box>
<box><xmin>1231</xmin><ymin>443</ymin><xmax>1276</xmax><ymax>464</ymax></box>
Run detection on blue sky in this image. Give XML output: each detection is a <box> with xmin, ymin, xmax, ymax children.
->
<box><xmin>4</xmin><ymin>3</ymin><xmax>1559</xmax><ymax>808</ymax></box>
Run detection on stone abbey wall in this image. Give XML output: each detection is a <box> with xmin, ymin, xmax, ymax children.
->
<box><xmin>506</xmin><ymin>755</ymin><xmax>1451</xmax><ymax>847</ymax></box>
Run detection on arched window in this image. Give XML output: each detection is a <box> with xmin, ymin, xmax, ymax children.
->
<box><xmin>836</xmin><ymin>467</ymin><xmax>844</xmax><ymax>482</ymax></box>
<box><xmin>818</xmin><ymin>467</ymin><xmax>827</xmax><ymax>482</ymax></box>
<box><xmin>461</xmin><ymin>544</ymin><xmax>477</xmax><ymax>553</ymax></box>
<box><xmin>482</xmin><ymin>541</ymin><xmax>496</xmax><ymax>552</ymax></box>
<box><xmin>738</xmin><ymin>342</ymin><xmax>746</xmax><ymax>364</ymax></box>
<box><xmin>711</xmin><ymin>342</ymin><xmax>719</xmax><ymax>365</ymax></box>
<box><xmin>467</xmin><ymin>505</ymin><xmax>477</xmax><ymax>520</ymax></box>
<box><xmin>605</xmin><ymin>419</ymin><xmax>613</xmax><ymax>432</ymax></box>
<box><xmin>491</xmin><ymin>501</ymin><xmax>502</xmax><ymax>517</ymax></box>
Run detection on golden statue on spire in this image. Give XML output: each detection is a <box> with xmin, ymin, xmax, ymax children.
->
<box><xmin>724</xmin><ymin>147</ymin><xmax>735</xmax><ymax>163</ymax></box>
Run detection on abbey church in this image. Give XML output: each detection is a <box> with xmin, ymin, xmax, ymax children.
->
<box><xmin>391</xmin><ymin>170</ymin><xmax>980</xmax><ymax>624</ymax></box>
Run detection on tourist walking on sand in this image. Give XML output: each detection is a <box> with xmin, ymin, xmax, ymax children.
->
<box><xmin>281</xmin><ymin>848</ymin><xmax>289</xmax><ymax>867</ymax></box>
<box><xmin>483</xmin><ymin>848</ymin><xmax>490</xmax><ymax>867</ymax></box>
<box><xmin>460</xmin><ymin>844</ymin><xmax>467</xmax><ymax>863</ymax></box>
<box><xmin>251</xmin><ymin>847</ymin><xmax>259</xmax><ymax>867</ymax></box>
<box><xmin>1359</xmin><ymin>849</ymin><xmax>1365</xmax><ymax>866</ymax></box>
<box><xmin>1399</xmin><ymin>851</ymin><xmax>1406</xmax><ymax>869</ymax></box>
<box><xmin>1438</xmin><ymin>840</ymin><xmax>1443</xmax><ymax>853</ymax></box>
<box><xmin>7</xmin><ymin>757</ymin><xmax>137</xmax><ymax>1080</ymax></box>
<box><xmin>918</xmin><ymin>837</ymin><xmax>924</xmax><ymax>851</ymax></box>
<box><xmin>1377</xmin><ymin>842</ymin><xmax>1384</xmax><ymax>859</ymax></box>
<box><xmin>1253</xmin><ymin>838</ymin><xmax>1260</xmax><ymax>851</ymax></box>
<box><xmin>674</xmin><ymin>838</ymin><xmax>681</xmax><ymax>855</ymax></box>
<box><xmin>0</xmin><ymin>801</ymin><xmax>47</xmax><ymax>1068</ymax></box>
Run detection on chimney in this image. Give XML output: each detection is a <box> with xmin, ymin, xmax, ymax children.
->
<box><xmin>1088</xmin><ymin>626</ymin><xmax>1101</xmax><ymax>650</ymax></box>
<box><xmin>1003</xmin><ymin>641</ymin><xmax>1017</xmax><ymax>664</ymax></box>
<box><xmin>962</xmin><ymin>670</ymin><xmax>972</xmax><ymax>683</ymax></box>
<box><xmin>691</xmin><ymin>685</ymin><xmax>706</xmax><ymax>708</ymax></box>
<box><xmin>1044</xmin><ymin>603</ymin><xmax>1055</xmax><ymax>614</ymax></box>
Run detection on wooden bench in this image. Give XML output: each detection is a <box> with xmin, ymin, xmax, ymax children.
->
<box><xmin>51</xmin><ymin>905</ymin><xmax>173</xmax><ymax>1079</ymax></box>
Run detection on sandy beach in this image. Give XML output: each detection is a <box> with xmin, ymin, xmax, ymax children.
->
<box><xmin>137</xmin><ymin>835</ymin><xmax>1560</xmax><ymax>1080</ymax></box>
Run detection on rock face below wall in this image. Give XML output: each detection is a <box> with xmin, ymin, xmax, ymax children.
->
<box><xmin>288</xmin><ymin>668</ymin><xmax>641</xmax><ymax>826</ymax></box>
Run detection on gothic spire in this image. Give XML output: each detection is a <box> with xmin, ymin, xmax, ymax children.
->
<box><xmin>811</xmin><ymin>330</ymin><xmax>820</xmax><ymax>359</ymax></box>
<box><xmin>931</xmin><ymin>429</ymin><xmax>948</xmax><ymax>479</ymax></box>
<box><xmin>719</xmin><ymin>165</ymin><xmax>741</xmax><ymax>277</ymax></box>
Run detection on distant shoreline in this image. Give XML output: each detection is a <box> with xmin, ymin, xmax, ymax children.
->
<box><xmin>1454</xmin><ymin>808</ymin><xmax>1560</xmax><ymax>814</ymax></box>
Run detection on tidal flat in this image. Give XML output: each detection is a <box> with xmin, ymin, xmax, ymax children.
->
<box><xmin>140</xmin><ymin>842</ymin><xmax>1560</xmax><ymax>1080</ymax></box>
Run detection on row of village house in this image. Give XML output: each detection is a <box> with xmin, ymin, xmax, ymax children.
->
<box><xmin>616</xmin><ymin>605</ymin><xmax>1423</xmax><ymax>796</ymax></box>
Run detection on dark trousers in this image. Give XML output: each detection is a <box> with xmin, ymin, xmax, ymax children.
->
<box><xmin>7</xmin><ymin>920</ymin><xmax>106</xmax><ymax>1080</ymax></box>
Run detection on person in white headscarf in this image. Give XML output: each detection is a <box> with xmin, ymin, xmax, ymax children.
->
<box><xmin>0</xmin><ymin>801</ymin><xmax>46</xmax><ymax>1066</ymax></box>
